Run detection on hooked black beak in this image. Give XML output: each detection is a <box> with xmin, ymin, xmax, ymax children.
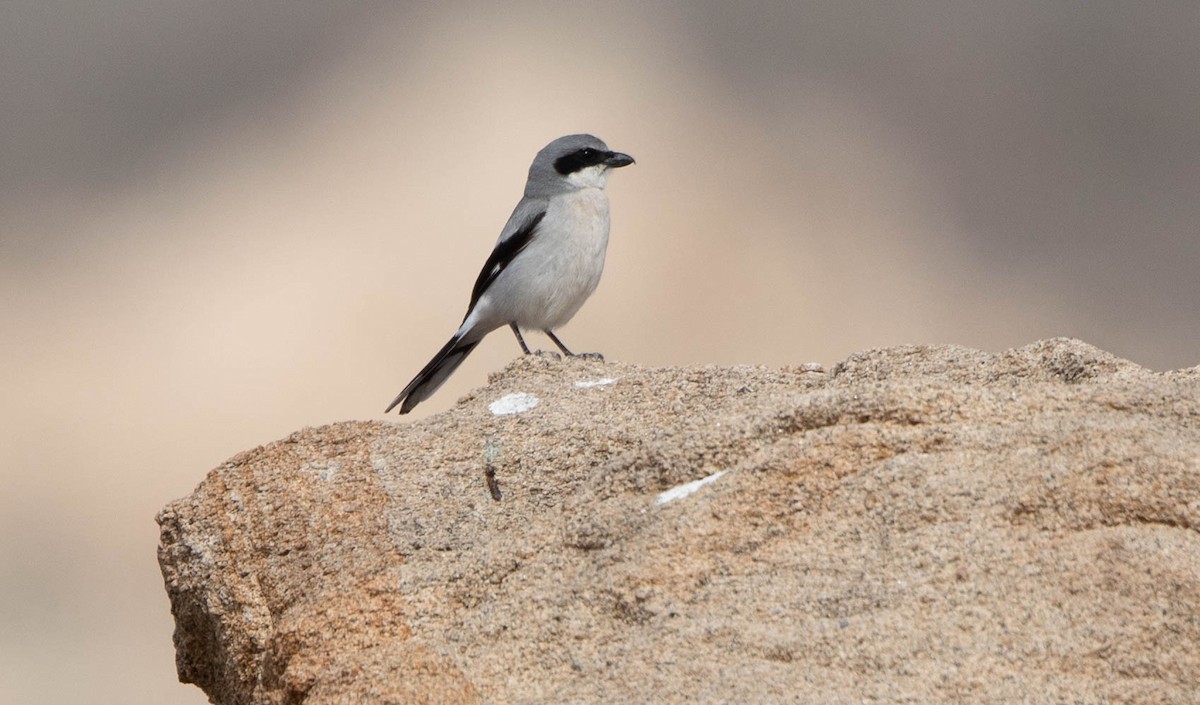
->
<box><xmin>604</xmin><ymin>151</ymin><xmax>635</xmax><ymax>168</ymax></box>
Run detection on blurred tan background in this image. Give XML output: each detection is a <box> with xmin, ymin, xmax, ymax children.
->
<box><xmin>1</xmin><ymin>2</ymin><xmax>1197</xmax><ymax>702</ymax></box>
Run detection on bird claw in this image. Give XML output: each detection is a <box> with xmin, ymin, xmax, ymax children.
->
<box><xmin>532</xmin><ymin>349</ymin><xmax>563</xmax><ymax>360</ymax></box>
<box><xmin>573</xmin><ymin>352</ymin><xmax>604</xmax><ymax>361</ymax></box>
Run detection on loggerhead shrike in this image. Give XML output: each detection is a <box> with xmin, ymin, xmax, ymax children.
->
<box><xmin>385</xmin><ymin>134</ymin><xmax>635</xmax><ymax>414</ymax></box>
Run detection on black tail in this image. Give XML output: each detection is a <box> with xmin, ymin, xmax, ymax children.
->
<box><xmin>385</xmin><ymin>334</ymin><xmax>481</xmax><ymax>414</ymax></box>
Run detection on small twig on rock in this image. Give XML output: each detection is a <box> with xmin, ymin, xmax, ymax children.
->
<box><xmin>483</xmin><ymin>438</ymin><xmax>502</xmax><ymax>501</ymax></box>
<box><xmin>485</xmin><ymin>465</ymin><xmax>502</xmax><ymax>501</ymax></box>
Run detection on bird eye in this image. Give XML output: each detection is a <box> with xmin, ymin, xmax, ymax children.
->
<box><xmin>580</xmin><ymin>148</ymin><xmax>594</xmax><ymax>157</ymax></box>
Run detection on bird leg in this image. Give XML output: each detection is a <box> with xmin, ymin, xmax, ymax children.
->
<box><xmin>509</xmin><ymin>323</ymin><xmax>532</xmax><ymax>354</ymax></box>
<box><xmin>545</xmin><ymin>330</ymin><xmax>604</xmax><ymax>360</ymax></box>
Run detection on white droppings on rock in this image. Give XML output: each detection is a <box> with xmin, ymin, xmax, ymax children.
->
<box><xmin>489</xmin><ymin>392</ymin><xmax>540</xmax><ymax>416</ymax></box>
<box><xmin>574</xmin><ymin>378</ymin><xmax>617</xmax><ymax>389</ymax></box>
<box><xmin>655</xmin><ymin>471</ymin><xmax>727</xmax><ymax>505</ymax></box>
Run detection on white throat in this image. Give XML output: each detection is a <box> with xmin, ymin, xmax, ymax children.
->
<box><xmin>565</xmin><ymin>164</ymin><xmax>608</xmax><ymax>190</ymax></box>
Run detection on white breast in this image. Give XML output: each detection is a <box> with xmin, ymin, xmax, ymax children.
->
<box><xmin>481</xmin><ymin>187</ymin><xmax>611</xmax><ymax>331</ymax></box>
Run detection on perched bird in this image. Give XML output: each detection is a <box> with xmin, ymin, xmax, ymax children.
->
<box><xmin>385</xmin><ymin>134</ymin><xmax>635</xmax><ymax>414</ymax></box>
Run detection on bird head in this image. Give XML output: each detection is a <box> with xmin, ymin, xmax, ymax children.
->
<box><xmin>526</xmin><ymin>134</ymin><xmax>635</xmax><ymax>194</ymax></box>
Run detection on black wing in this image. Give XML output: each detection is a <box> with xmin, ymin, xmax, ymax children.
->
<box><xmin>465</xmin><ymin>210</ymin><xmax>546</xmax><ymax>317</ymax></box>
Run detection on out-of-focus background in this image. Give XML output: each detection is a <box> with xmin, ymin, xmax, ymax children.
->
<box><xmin>1</xmin><ymin>2</ymin><xmax>1197</xmax><ymax>702</ymax></box>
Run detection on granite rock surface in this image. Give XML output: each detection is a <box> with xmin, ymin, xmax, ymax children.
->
<box><xmin>158</xmin><ymin>339</ymin><xmax>1200</xmax><ymax>704</ymax></box>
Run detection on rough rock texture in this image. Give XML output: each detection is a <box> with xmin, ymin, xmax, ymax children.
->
<box><xmin>158</xmin><ymin>338</ymin><xmax>1200</xmax><ymax>704</ymax></box>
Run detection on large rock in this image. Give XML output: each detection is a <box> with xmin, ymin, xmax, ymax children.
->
<box><xmin>158</xmin><ymin>338</ymin><xmax>1200</xmax><ymax>704</ymax></box>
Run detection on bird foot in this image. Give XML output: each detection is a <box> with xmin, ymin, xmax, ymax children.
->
<box><xmin>531</xmin><ymin>349</ymin><xmax>563</xmax><ymax>360</ymax></box>
<box><xmin>571</xmin><ymin>352</ymin><xmax>605</xmax><ymax>361</ymax></box>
